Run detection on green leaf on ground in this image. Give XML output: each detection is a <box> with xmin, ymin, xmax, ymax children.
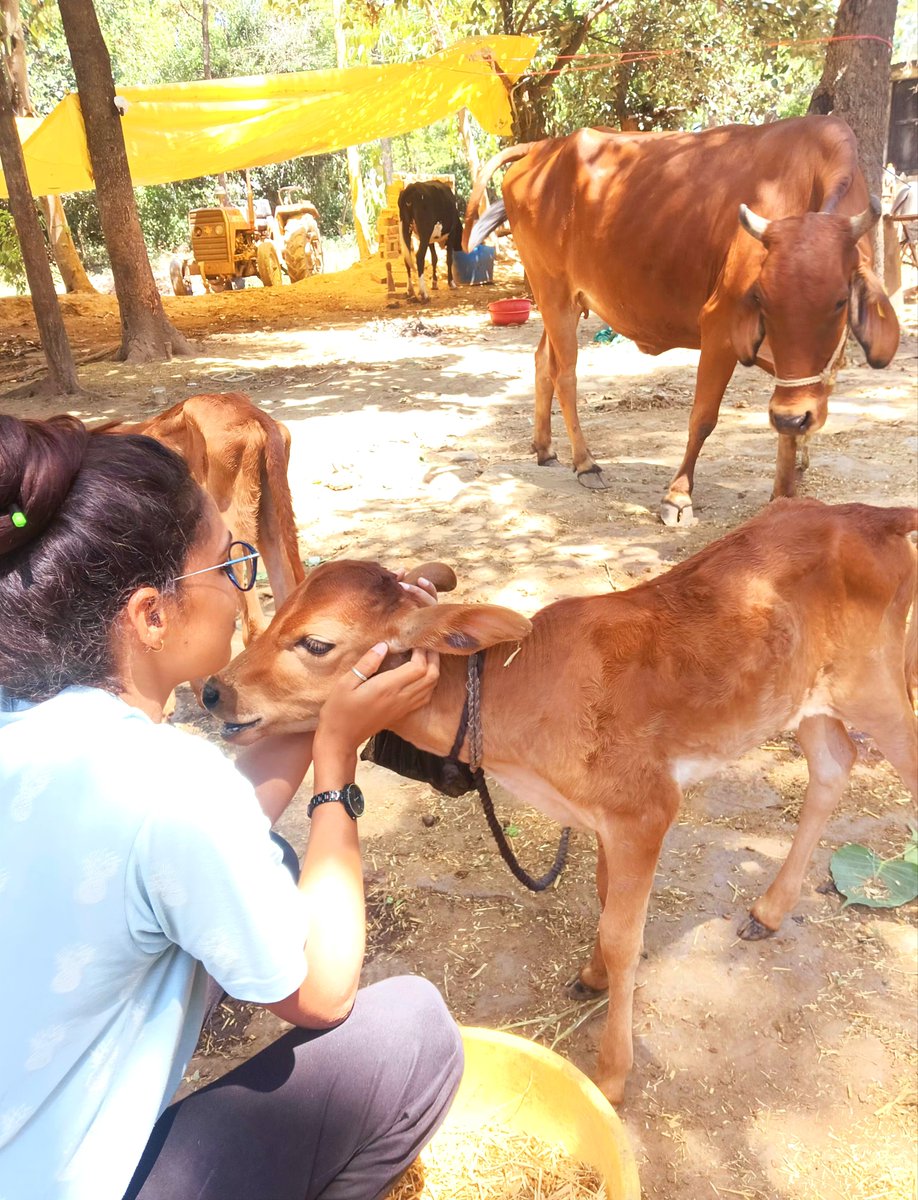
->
<box><xmin>830</xmin><ymin>843</ymin><xmax>918</xmax><ymax>909</ymax></box>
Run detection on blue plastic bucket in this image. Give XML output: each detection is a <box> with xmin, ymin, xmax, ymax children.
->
<box><xmin>454</xmin><ymin>246</ymin><xmax>495</xmax><ymax>285</ymax></box>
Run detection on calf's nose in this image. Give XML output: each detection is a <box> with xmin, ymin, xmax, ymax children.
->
<box><xmin>771</xmin><ymin>410</ymin><xmax>812</xmax><ymax>435</ymax></box>
<box><xmin>201</xmin><ymin>680</ymin><xmax>220</xmax><ymax>710</ymax></box>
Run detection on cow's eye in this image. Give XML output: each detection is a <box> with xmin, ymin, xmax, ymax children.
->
<box><xmin>298</xmin><ymin>636</ymin><xmax>334</xmax><ymax>656</ymax></box>
<box><xmin>834</xmin><ymin>297</ymin><xmax>848</xmax><ymax>312</ymax></box>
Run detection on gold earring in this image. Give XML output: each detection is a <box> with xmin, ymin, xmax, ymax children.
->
<box><xmin>148</xmin><ymin>640</ymin><xmax>165</xmax><ymax>654</ymax></box>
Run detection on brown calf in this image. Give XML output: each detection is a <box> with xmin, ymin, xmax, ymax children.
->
<box><xmin>203</xmin><ymin>499</ymin><xmax>918</xmax><ymax>1102</ymax></box>
<box><xmin>110</xmin><ymin>393</ymin><xmax>304</xmax><ymax>641</ymax></box>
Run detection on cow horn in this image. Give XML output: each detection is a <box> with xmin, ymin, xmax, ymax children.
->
<box><xmin>738</xmin><ymin>204</ymin><xmax>770</xmax><ymax>242</ymax></box>
<box><xmin>848</xmin><ymin>195</ymin><xmax>881</xmax><ymax>241</ymax></box>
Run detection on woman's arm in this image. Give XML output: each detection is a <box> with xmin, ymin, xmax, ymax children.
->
<box><xmin>235</xmin><ymin>732</ymin><xmax>315</xmax><ymax>825</ymax></box>
<box><xmin>265</xmin><ymin>640</ymin><xmax>439</xmax><ymax>1028</ymax></box>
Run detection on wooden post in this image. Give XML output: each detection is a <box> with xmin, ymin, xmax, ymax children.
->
<box><xmin>882</xmin><ymin>214</ymin><xmax>901</xmax><ymax>300</ymax></box>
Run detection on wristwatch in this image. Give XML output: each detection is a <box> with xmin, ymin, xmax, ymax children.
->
<box><xmin>307</xmin><ymin>782</ymin><xmax>365</xmax><ymax>820</ymax></box>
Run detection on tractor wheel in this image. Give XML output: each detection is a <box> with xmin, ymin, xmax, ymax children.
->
<box><xmin>256</xmin><ymin>241</ymin><xmax>283</xmax><ymax>287</ymax></box>
<box><xmin>169</xmin><ymin>255</ymin><xmax>192</xmax><ymax>296</ymax></box>
<box><xmin>283</xmin><ymin>218</ymin><xmax>316</xmax><ymax>283</ymax></box>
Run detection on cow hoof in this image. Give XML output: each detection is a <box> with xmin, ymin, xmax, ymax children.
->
<box><xmin>536</xmin><ymin>455</ymin><xmax>561</xmax><ymax>468</ymax></box>
<box><xmin>567</xmin><ymin>977</ymin><xmax>607</xmax><ymax>1001</ymax></box>
<box><xmin>577</xmin><ymin>467</ymin><xmax>609</xmax><ymax>490</ymax></box>
<box><xmin>660</xmin><ymin>497</ymin><xmax>694</xmax><ymax>526</ymax></box>
<box><xmin>738</xmin><ymin>913</ymin><xmax>776</xmax><ymax>941</ymax></box>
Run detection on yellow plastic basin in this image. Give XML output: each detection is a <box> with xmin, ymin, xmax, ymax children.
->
<box><xmin>443</xmin><ymin>1026</ymin><xmax>641</xmax><ymax>1198</ymax></box>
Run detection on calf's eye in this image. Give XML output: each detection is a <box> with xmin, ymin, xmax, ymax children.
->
<box><xmin>298</xmin><ymin>636</ymin><xmax>334</xmax><ymax>656</ymax></box>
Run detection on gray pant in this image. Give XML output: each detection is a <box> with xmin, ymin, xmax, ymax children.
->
<box><xmin>123</xmin><ymin>975</ymin><xmax>464</xmax><ymax>1200</ymax></box>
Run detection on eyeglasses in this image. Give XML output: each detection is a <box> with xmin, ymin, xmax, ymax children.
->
<box><xmin>174</xmin><ymin>541</ymin><xmax>259</xmax><ymax>592</ymax></box>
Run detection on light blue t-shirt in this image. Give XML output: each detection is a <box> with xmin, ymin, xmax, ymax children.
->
<box><xmin>0</xmin><ymin>687</ymin><xmax>311</xmax><ymax>1200</ymax></box>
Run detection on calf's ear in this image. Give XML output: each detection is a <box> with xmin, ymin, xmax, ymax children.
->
<box><xmin>849</xmin><ymin>265</ymin><xmax>900</xmax><ymax>368</ymax></box>
<box><xmin>731</xmin><ymin>286</ymin><xmax>765</xmax><ymax>366</ymax></box>
<box><xmin>392</xmin><ymin>603</ymin><xmax>532</xmax><ymax>655</ymax></box>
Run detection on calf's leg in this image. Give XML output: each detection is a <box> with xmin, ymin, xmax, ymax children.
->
<box><xmin>591</xmin><ymin>786</ymin><xmax>678</xmax><ymax>1103</ymax></box>
<box><xmin>741</xmin><ymin>715</ymin><xmax>855</xmax><ymax>939</ymax></box>
<box><xmin>570</xmin><ymin>836</ymin><xmax>610</xmax><ymax>995</ymax></box>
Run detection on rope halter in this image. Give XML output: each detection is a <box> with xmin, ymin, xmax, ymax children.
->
<box><xmin>765</xmin><ymin>324</ymin><xmax>849</xmax><ymax>389</ymax></box>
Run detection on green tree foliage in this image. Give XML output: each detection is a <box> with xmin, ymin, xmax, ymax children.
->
<box><xmin>12</xmin><ymin>0</ymin><xmax>913</xmax><ymax>265</ymax></box>
<box><xmin>0</xmin><ymin>202</ymin><xmax>26</xmax><ymax>290</ymax></box>
<box><xmin>20</xmin><ymin>0</ymin><xmax>347</xmax><ymax>262</ymax></box>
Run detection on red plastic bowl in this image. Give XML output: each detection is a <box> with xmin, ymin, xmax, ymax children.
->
<box><xmin>488</xmin><ymin>297</ymin><xmax>532</xmax><ymax>326</ymax></box>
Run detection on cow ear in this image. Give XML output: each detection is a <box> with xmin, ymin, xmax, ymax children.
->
<box><xmin>391</xmin><ymin>604</ymin><xmax>532</xmax><ymax>655</ymax></box>
<box><xmin>849</xmin><ymin>266</ymin><xmax>900</xmax><ymax>368</ymax></box>
<box><xmin>731</xmin><ymin>286</ymin><xmax>765</xmax><ymax>366</ymax></box>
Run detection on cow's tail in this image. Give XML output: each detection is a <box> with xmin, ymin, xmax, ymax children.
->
<box><xmin>257</xmin><ymin>411</ymin><xmax>305</xmax><ymax>607</ymax></box>
<box><xmin>462</xmin><ymin>142</ymin><xmax>538</xmax><ymax>251</ymax></box>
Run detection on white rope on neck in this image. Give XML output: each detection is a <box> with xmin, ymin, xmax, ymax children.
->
<box><xmin>763</xmin><ymin>324</ymin><xmax>849</xmax><ymax>389</ymax></box>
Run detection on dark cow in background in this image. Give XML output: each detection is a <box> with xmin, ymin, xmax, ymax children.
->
<box><xmin>464</xmin><ymin>115</ymin><xmax>901</xmax><ymax>524</ymax></box>
<box><xmin>399</xmin><ymin>180</ymin><xmax>463</xmax><ymax>303</ymax></box>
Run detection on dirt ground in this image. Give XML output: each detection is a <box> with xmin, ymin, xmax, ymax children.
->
<box><xmin>2</xmin><ymin>254</ymin><xmax>916</xmax><ymax>1200</ymax></box>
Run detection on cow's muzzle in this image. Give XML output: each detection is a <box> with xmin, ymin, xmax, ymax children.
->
<box><xmin>201</xmin><ymin>677</ymin><xmax>263</xmax><ymax>741</ymax></box>
<box><xmin>770</xmin><ymin>409</ymin><xmax>813</xmax><ymax>435</ymax></box>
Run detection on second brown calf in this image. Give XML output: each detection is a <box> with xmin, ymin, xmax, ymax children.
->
<box><xmin>203</xmin><ymin>499</ymin><xmax>918</xmax><ymax>1103</ymax></box>
<box><xmin>110</xmin><ymin>392</ymin><xmax>304</xmax><ymax>641</ymax></box>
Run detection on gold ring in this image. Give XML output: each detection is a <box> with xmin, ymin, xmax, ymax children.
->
<box><xmin>351</xmin><ymin>667</ymin><xmax>369</xmax><ymax>683</ymax></box>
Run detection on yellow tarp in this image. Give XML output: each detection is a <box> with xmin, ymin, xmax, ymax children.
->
<box><xmin>2</xmin><ymin>35</ymin><xmax>538</xmax><ymax>199</ymax></box>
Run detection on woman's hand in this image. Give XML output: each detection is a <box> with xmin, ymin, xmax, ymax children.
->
<box><xmin>315</xmin><ymin>642</ymin><xmax>439</xmax><ymax>766</ymax></box>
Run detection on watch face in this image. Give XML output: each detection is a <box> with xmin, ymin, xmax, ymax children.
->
<box><xmin>344</xmin><ymin>783</ymin><xmax>365</xmax><ymax>818</ymax></box>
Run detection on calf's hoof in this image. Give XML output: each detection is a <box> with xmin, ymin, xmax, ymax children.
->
<box><xmin>660</xmin><ymin>496</ymin><xmax>695</xmax><ymax>526</ymax></box>
<box><xmin>534</xmin><ymin>451</ymin><xmax>561</xmax><ymax>467</ymax></box>
<box><xmin>577</xmin><ymin>465</ymin><xmax>610</xmax><ymax>490</ymax></box>
<box><xmin>738</xmin><ymin>913</ymin><xmax>777</xmax><ymax>941</ymax></box>
<box><xmin>567</xmin><ymin>976</ymin><xmax>607</xmax><ymax>1001</ymax></box>
<box><xmin>595</xmin><ymin>1072</ymin><xmax>627</xmax><ymax>1107</ymax></box>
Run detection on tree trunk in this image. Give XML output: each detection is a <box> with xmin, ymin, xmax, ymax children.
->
<box><xmin>57</xmin><ymin>0</ymin><xmax>191</xmax><ymax>362</ymax></box>
<box><xmin>808</xmin><ymin>0</ymin><xmax>897</xmax><ymax>261</ymax></box>
<box><xmin>511</xmin><ymin>81</ymin><xmax>549</xmax><ymax>141</ymax></box>
<box><xmin>1</xmin><ymin>0</ymin><xmax>95</xmax><ymax>292</ymax></box>
<box><xmin>332</xmin><ymin>0</ymin><xmax>371</xmax><ymax>260</ymax></box>
<box><xmin>0</xmin><ymin>55</ymin><xmax>79</xmax><ymax>392</ymax></box>
<box><xmin>40</xmin><ymin>194</ymin><xmax>94</xmax><ymax>292</ymax></box>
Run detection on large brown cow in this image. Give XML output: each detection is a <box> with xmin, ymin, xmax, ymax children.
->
<box><xmin>110</xmin><ymin>393</ymin><xmax>304</xmax><ymax>641</ymax></box>
<box><xmin>200</xmin><ymin>498</ymin><xmax>917</xmax><ymax>1104</ymax></box>
<box><xmin>463</xmin><ymin>116</ymin><xmax>901</xmax><ymax>524</ymax></box>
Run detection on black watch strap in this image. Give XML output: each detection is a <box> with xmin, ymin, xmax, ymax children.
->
<box><xmin>307</xmin><ymin>783</ymin><xmax>365</xmax><ymax>820</ymax></box>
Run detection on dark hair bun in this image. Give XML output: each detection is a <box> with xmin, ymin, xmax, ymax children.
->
<box><xmin>0</xmin><ymin>414</ymin><xmax>88</xmax><ymax>555</ymax></box>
